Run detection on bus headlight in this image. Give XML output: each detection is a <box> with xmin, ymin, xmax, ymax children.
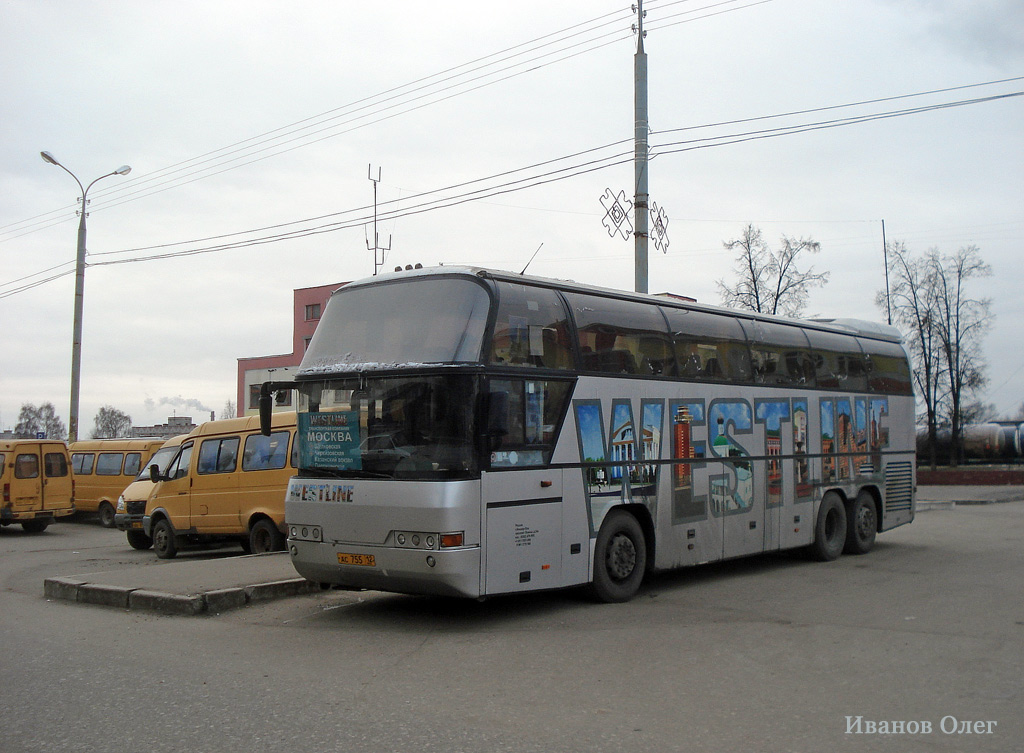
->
<box><xmin>392</xmin><ymin>531</ymin><xmax>464</xmax><ymax>549</ymax></box>
<box><xmin>116</xmin><ymin>496</ymin><xmax>125</xmax><ymax>512</ymax></box>
<box><xmin>289</xmin><ymin>525</ymin><xmax>323</xmax><ymax>542</ymax></box>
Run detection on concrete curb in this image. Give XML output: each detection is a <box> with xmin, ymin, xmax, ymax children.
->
<box><xmin>43</xmin><ymin>575</ymin><xmax>321</xmax><ymax>616</ymax></box>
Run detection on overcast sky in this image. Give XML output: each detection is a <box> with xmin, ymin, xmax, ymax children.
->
<box><xmin>2</xmin><ymin>0</ymin><xmax>1022</xmax><ymax>433</ymax></box>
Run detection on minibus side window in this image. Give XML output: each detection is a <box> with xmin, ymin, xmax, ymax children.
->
<box><xmin>123</xmin><ymin>453</ymin><xmax>142</xmax><ymax>477</ymax></box>
<box><xmin>96</xmin><ymin>453</ymin><xmax>124</xmax><ymax>476</ymax></box>
<box><xmin>45</xmin><ymin>453</ymin><xmax>69</xmax><ymax>477</ymax></box>
<box><xmin>15</xmin><ymin>454</ymin><xmax>40</xmax><ymax>479</ymax></box>
<box><xmin>242</xmin><ymin>431</ymin><xmax>290</xmax><ymax>471</ymax></box>
<box><xmin>72</xmin><ymin>453</ymin><xmax>95</xmax><ymax>475</ymax></box>
<box><xmin>198</xmin><ymin>437</ymin><xmax>240</xmax><ymax>475</ymax></box>
<box><xmin>166</xmin><ymin>444</ymin><xmax>193</xmax><ymax>481</ymax></box>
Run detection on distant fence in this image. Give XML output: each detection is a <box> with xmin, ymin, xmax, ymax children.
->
<box><xmin>918</xmin><ymin>467</ymin><xmax>1024</xmax><ymax>485</ymax></box>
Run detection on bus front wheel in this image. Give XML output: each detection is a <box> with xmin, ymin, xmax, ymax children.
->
<box><xmin>590</xmin><ymin>510</ymin><xmax>647</xmax><ymax>603</ymax></box>
<box><xmin>126</xmin><ymin>529</ymin><xmax>153</xmax><ymax>550</ymax></box>
<box><xmin>810</xmin><ymin>492</ymin><xmax>847</xmax><ymax>561</ymax></box>
<box><xmin>98</xmin><ymin>502</ymin><xmax>116</xmax><ymax>528</ymax></box>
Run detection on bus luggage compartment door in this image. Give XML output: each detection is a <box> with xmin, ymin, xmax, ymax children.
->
<box><xmin>482</xmin><ymin>469</ymin><xmax>564</xmax><ymax>595</ymax></box>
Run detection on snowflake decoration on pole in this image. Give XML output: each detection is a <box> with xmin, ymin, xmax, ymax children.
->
<box><xmin>600</xmin><ymin>188</ymin><xmax>633</xmax><ymax>241</ymax></box>
<box><xmin>650</xmin><ymin>201</ymin><xmax>670</xmax><ymax>253</ymax></box>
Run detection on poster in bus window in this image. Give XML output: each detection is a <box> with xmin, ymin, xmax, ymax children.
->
<box><xmin>299</xmin><ymin>411</ymin><xmax>361</xmax><ymax>470</ymax></box>
<box><xmin>755</xmin><ymin>399</ymin><xmax>790</xmax><ymax>509</ymax></box>
<box><xmin>669</xmin><ymin>399</ymin><xmax>707</xmax><ymax>524</ymax></box>
<box><xmin>708</xmin><ymin>399</ymin><xmax>754</xmax><ymax>515</ymax></box>
<box><xmin>792</xmin><ymin>398</ymin><xmax>813</xmax><ymax>500</ymax></box>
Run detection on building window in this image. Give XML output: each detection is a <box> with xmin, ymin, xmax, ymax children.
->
<box><xmin>305</xmin><ymin>303</ymin><xmax>321</xmax><ymax>321</ymax></box>
<box><xmin>304</xmin><ymin>336</ymin><xmax>312</xmax><ymax>352</ymax></box>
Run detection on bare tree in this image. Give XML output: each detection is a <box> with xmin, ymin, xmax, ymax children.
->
<box><xmin>716</xmin><ymin>224</ymin><xmax>829</xmax><ymax>317</ymax></box>
<box><xmin>15</xmin><ymin>402</ymin><xmax>67</xmax><ymax>440</ymax></box>
<box><xmin>931</xmin><ymin>245</ymin><xmax>992</xmax><ymax>466</ymax></box>
<box><xmin>880</xmin><ymin>243</ymin><xmax>992</xmax><ymax>466</ymax></box>
<box><xmin>878</xmin><ymin>242</ymin><xmax>945</xmax><ymax>468</ymax></box>
<box><xmin>220</xmin><ymin>400</ymin><xmax>237</xmax><ymax>420</ymax></box>
<box><xmin>91</xmin><ymin>406</ymin><xmax>133</xmax><ymax>438</ymax></box>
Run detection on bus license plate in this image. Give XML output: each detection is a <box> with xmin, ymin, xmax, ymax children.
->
<box><xmin>337</xmin><ymin>552</ymin><xmax>375</xmax><ymax>567</ymax></box>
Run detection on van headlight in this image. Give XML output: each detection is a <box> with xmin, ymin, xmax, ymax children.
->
<box><xmin>116</xmin><ymin>496</ymin><xmax>125</xmax><ymax>512</ymax></box>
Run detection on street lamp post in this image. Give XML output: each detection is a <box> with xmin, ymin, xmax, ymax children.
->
<box><xmin>40</xmin><ymin>151</ymin><xmax>131</xmax><ymax>443</ymax></box>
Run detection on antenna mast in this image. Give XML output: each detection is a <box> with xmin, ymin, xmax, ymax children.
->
<box><xmin>366</xmin><ymin>164</ymin><xmax>392</xmax><ymax>275</ymax></box>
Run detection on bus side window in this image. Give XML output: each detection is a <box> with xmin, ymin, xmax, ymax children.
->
<box><xmin>565</xmin><ymin>292</ymin><xmax>673</xmax><ymax>377</ymax></box>
<box><xmin>489</xmin><ymin>282</ymin><xmax>573</xmax><ymax>369</ymax></box>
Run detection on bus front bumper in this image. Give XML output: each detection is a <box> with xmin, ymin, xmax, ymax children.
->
<box><xmin>288</xmin><ymin>539</ymin><xmax>482</xmax><ymax>599</ymax></box>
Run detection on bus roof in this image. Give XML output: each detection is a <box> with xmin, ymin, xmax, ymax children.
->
<box><xmin>332</xmin><ymin>265</ymin><xmax>905</xmax><ymax>345</ymax></box>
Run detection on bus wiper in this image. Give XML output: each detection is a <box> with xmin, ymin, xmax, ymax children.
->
<box><xmin>299</xmin><ymin>467</ymin><xmax>391</xmax><ymax>480</ymax></box>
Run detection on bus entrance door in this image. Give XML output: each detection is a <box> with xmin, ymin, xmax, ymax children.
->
<box><xmin>482</xmin><ymin>469</ymin><xmax>566</xmax><ymax>595</ymax></box>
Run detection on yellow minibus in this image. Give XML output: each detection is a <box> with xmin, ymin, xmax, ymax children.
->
<box><xmin>143</xmin><ymin>412</ymin><xmax>296</xmax><ymax>558</ymax></box>
<box><xmin>113</xmin><ymin>434</ymin><xmax>187</xmax><ymax>549</ymax></box>
<box><xmin>1</xmin><ymin>439</ymin><xmax>76</xmax><ymax>533</ymax></box>
<box><xmin>70</xmin><ymin>438</ymin><xmax>164</xmax><ymax>527</ymax></box>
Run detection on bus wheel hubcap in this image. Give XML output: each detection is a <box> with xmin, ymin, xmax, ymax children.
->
<box><xmin>607</xmin><ymin>534</ymin><xmax>636</xmax><ymax>580</ymax></box>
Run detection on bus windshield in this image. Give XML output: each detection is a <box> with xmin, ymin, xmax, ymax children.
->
<box><xmin>299</xmin><ymin>277</ymin><xmax>491</xmax><ymax>375</ymax></box>
<box><xmin>296</xmin><ymin>374</ymin><xmax>480</xmax><ymax>480</ymax></box>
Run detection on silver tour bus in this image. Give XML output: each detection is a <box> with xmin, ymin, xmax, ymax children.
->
<box><xmin>262</xmin><ymin>266</ymin><xmax>915</xmax><ymax>602</ymax></box>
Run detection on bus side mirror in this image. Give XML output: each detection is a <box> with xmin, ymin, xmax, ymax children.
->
<box><xmin>259</xmin><ymin>389</ymin><xmax>274</xmax><ymax>436</ymax></box>
<box><xmin>148</xmin><ymin>464</ymin><xmax>163</xmax><ymax>483</ymax></box>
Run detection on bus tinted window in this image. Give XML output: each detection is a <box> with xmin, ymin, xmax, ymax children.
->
<box><xmin>96</xmin><ymin>452</ymin><xmax>124</xmax><ymax>476</ymax></box>
<box><xmin>564</xmin><ymin>292</ymin><xmax>674</xmax><ymax>376</ymax></box>
<box><xmin>805</xmin><ymin>330</ymin><xmax>868</xmax><ymax>392</ymax></box>
<box><xmin>487</xmin><ymin>378</ymin><xmax>573</xmax><ymax>467</ymax></box>
<box><xmin>72</xmin><ymin>453</ymin><xmax>95</xmax><ymax>475</ymax></box>
<box><xmin>198</xmin><ymin>437</ymin><xmax>239</xmax><ymax>474</ymax></box>
<box><xmin>859</xmin><ymin>338</ymin><xmax>914</xmax><ymax>395</ymax></box>
<box><xmin>302</xmin><ymin>278</ymin><xmax>490</xmax><ymax>371</ymax></box>
<box><xmin>663</xmin><ymin>307</ymin><xmax>752</xmax><ymax>382</ymax></box>
<box><xmin>243</xmin><ymin>431</ymin><xmax>291</xmax><ymax>471</ymax></box>
<box><xmin>743</xmin><ymin>320</ymin><xmax>815</xmax><ymax>387</ymax></box>
<box><xmin>490</xmin><ymin>282</ymin><xmax>573</xmax><ymax>369</ymax></box>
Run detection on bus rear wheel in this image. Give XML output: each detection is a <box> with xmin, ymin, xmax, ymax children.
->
<box><xmin>590</xmin><ymin>510</ymin><xmax>647</xmax><ymax>603</ymax></box>
<box><xmin>809</xmin><ymin>492</ymin><xmax>847</xmax><ymax>561</ymax></box>
<box><xmin>844</xmin><ymin>491</ymin><xmax>878</xmax><ymax>555</ymax></box>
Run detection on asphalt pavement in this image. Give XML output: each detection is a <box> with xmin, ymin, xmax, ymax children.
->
<box><xmin>42</xmin><ymin>484</ymin><xmax>1024</xmax><ymax>616</ymax></box>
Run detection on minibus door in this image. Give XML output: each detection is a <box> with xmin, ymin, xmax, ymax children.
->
<box><xmin>10</xmin><ymin>445</ymin><xmax>43</xmax><ymax>513</ymax></box>
<box><xmin>41</xmin><ymin>446</ymin><xmax>72</xmax><ymax>511</ymax></box>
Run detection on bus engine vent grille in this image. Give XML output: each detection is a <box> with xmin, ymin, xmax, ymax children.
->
<box><xmin>884</xmin><ymin>461</ymin><xmax>914</xmax><ymax>512</ymax></box>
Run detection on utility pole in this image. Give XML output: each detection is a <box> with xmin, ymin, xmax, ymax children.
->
<box><xmin>366</xmin><ymin>164</ymin><xmax>391</xmax><ymax>275</ymax></box>
<box><xmin>881</xmin><ymin>219</ymin><xmax>891</xmax><ymax>324</ymax></box>
<box><xmin>633</xmin><ymin>0</ymin><xmax>649</xmax><ymax>294</ymax></box>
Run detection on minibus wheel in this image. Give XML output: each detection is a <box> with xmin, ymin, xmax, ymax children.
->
<box><xmin>152</xmin><ymin>519</ymin><xmax>178</xmax><ymax>559</ymax></box>
<box><xmin>249</xmin><ymin>519</ymin><xmax>284</xmax><ymax>554</ymax></box>
<box><xmin>589</xmin><ymin>510</ymin><xmax>646</xmax><ymax>603</ymax></box>
<box><xmin>21</xmin><ymin>518</ymin><xmax>49</xmax><ymax>534</ymax></box>
<box><xmin>126</xmin><ymin>529</ymin><xmax>153</xmax><ymax>550</ymax></box>
<box><xmin>98</xmin><ymin>502</ymin><xmax>116</xmax><ymax>528</ymax></box>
